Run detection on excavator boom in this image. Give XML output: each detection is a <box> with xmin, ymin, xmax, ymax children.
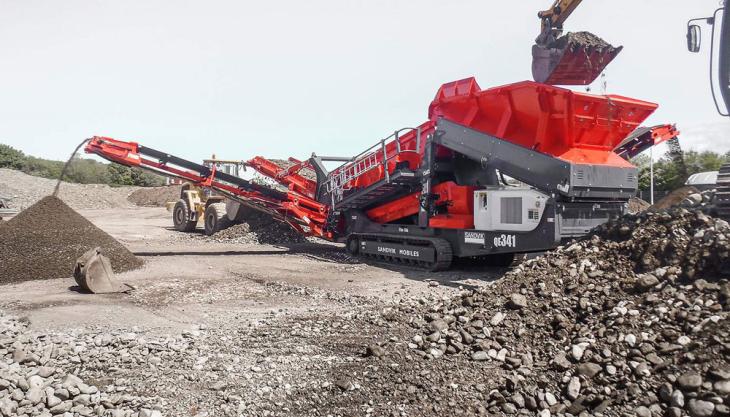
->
<box><xmin>533</xmin><ymin>0</ymin><xmax>622</xmax><ymax>85</ymax></box>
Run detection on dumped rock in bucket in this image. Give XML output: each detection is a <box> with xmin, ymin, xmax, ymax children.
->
<box><xmin>0</xmin><ymin>196</ymin><xmax>142</xmax><ymax>284</ymax></box>
<box><xmin>549</xmin><ymin>31</ymin><xmax>614</xmax><ymax>51</ymax></box>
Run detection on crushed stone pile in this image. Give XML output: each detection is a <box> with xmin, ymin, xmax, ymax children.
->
<box><xmin>0</xmin><ymin>168</ymin><xmax>135</xmax><ymax>211</ymax></box>
<box><xmin>208</xmin><ymin>206</ymin><xmax>307</xmax><ymax>245</ymax></box>
<box><xmin>0</xmin><ymin>196</ymin><xmax>143</xmax><ymax>284</ymax></box>
<box><xmin>405</xmin><ymin>208</ymin><xmax>729</xmax><ymax>416</ymax></box>
<box><xmin>127</xmin><ymin>185</ymin><xmax>181</xmax><ymax>207</ymax></box>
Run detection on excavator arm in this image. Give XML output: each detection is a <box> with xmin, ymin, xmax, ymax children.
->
<box><xmin>537</xmin><ymin>0</ymin><xmax>583</xmax><ymax>42</ymax></box>
<box><xmin>532</xmin><ymin>0</ymin><xmax>622</xmax><ymax>86</ymax></box>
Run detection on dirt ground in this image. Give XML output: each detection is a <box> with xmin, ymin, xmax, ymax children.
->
<box><xmin>1</xmin><ymin>207</ymin><xmax>501</xmax><ymax>331</ymax></box>
<box><xmin>0</xmin><ymin>206</ymin><xmax>508</xmax><ymax>416</ymax></box>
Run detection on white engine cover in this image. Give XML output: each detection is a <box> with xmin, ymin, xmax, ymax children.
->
<box><xmin>473</xmin><ymin>188</ymin><xmax>548</xmax><ymax>232</ymax></box>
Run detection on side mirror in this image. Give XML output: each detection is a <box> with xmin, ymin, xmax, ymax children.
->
<box><xmin>687</xmin><ymin>24</ymin><xmax>702</xmax><ymax>53</ymax></box>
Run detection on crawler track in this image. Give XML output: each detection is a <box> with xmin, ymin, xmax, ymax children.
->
<box><xmin>349</xmin><ymin>234</ymin><xmax>453</xmax><ymax>271</ymax></box>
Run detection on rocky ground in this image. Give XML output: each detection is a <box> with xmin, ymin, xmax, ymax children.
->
<box><xmin>0</xmin><ymin>204</ymin><xmax>494</xmax><ymax>417</ymax></box>
<box><xmin>1</xmin><ymin>170</ymin><xmax>729</xmax><ymax>416</ymax></box>
<box><xmin>0</xmin><ymin>311</ymin><xmax>161</xmax><ymax>417</ymax></box>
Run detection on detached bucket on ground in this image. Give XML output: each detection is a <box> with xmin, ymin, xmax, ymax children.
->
<box><xmin>532</xmin><ymin>31</ymin><xmax>623</xmax><ymax>85</ymax></box>
<box><xmin>74</xmin><ymin>247</ymin><xmax>132</xmax><ymax>294</ymax></box>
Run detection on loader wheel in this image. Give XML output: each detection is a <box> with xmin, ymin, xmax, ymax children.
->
<box><xmin>204</xmin><ymin>202</ymin><xmax>231</xmax><ymax>236</ymax></box>
<box><xmin>173</xmin><ymin>199</ymin><xmax>197</xmax><ymax>232</ymax></box>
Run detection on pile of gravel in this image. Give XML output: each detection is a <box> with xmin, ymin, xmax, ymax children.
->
<box><xmin>209</xmin><ymin>206</ymin><xmax>307</xmax><ymax>245</ymax></box>
<box><xmin>405</xmin><ymin>208</ymin><xmax>729</xmax><ymax>415</ymax></box>
<box><xmin>127</xmin><ymin>186</ymin><xmax>181</xmax><ymax>207</ymax></box>
<box><xmin>0</xmin><ymin>196</ymin><xmax>143</xmax><ymax>284</ymax></box>
<box><xmin>0</xmin><ymin>168</ymin><xmax>135</xmax><ymax>211</ymax></box>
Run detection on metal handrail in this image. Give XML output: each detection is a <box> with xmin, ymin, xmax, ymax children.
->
<box><xmin>323</xmin><ymin>127</ymin><xmax>423</xmax><ymax>205</ymax></box>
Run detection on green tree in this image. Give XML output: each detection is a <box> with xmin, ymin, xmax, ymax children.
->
<box><xmin>107</xmin><ymin>164</ymin><xmax>135</xmax><ymax>186</ymax></box>
<box><xmin>633</xmin><ymin>149</ymin><xmax>729</xmax><ymax>192</ymax></box>
<box><xmin>130</xmin><ymin>167</ymin><xmax>165</xmax><ymax>186</ymax></box>
<box><xmin>22</xmin><ymin>156</ymin><xmax>63</xmax><ymax>179</ymax></box>
<box><xmin>64</xmin><ymin>157</ymin><xmax>111</xmax><ymax>184</ymax></box>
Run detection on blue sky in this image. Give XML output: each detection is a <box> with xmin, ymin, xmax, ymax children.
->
<box><xmin>1</xmin><ymin>0</ymin><xmax>728</xmax><ymax>162</ymax></box>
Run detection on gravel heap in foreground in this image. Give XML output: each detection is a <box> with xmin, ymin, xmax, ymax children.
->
<box><xmin>407</xmin><ymin>208</ymin><xmax>729</xmax><ymax>416</ymax></box>
<box><xmin>0</xmin><ymin>312</ymin><xmax>159</xmax><ymax>417</ymax></box>
<box><xmin>0</xmin><ymin>196</ymin><xmax>143</xmax><ymax>284</ymax></box>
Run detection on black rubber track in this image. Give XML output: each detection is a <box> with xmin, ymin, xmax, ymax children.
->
<box><xmin>352</xmin><ymin>233</ymin><xmax>453</xmax><ymax>271</ymax></box>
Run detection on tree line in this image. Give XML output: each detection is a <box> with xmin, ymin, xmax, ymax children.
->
<box><xmin>633</xmin><ymin>149</ymin><xmax>729</xmax><ymax>192</ymax></box>
<box><xmin>0</xmin><ymin>143</ymin><xmax>165</xmax><ymax>187</ymax></box>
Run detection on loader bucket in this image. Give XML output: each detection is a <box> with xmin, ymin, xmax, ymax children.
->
<box><xmin>73</xmin><ymin>247</ymin><xmax>131</xmax><ymax>294</ymax></box>
<box><xmin>532</xmin><ymin>31</ymin><xmax>623</xmax><ymax>85</ymax></box>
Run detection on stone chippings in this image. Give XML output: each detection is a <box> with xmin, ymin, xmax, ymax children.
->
<box><xmin>205</xmin><ymin>205</ymin><xmax>307</xmax><ymax>245</ymax></box>
<box><xmin>404</xmin><ymin>207</ymin><xmax>730</xmax><ymax>416</ymax></box>
<box><xmin>0</xmin><ymin>312</ymin><xmax>161</xmax><ymax>417</ymax></box>
<box><xmin>210</xmin><ymin>220</ymin><xmax>307</xmax><ymax>245</ymax></box>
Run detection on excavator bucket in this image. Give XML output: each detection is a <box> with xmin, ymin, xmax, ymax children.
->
<box><xmin>532</xmin><ymin>31</ymin><xmax>623</xmax><ymax>85</ymax></box>
<box><xmin>73</xmin><ymin>247</ymin><xmax>131</xmax><ymax>294</ymax></box>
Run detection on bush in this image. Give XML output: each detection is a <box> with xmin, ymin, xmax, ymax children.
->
<box><xmin>0</xmin><ymin>144</ymin><xmax>26</xmax><ymax>170</ymax></box>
